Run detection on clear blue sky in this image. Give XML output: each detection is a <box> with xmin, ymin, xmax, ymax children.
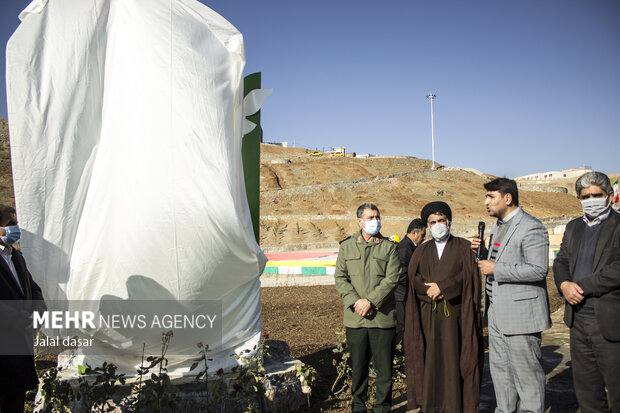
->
<box><xmin>2</xmin><ymin>0</ymin><xmax>619</xmax><ymax>178</ymax></box>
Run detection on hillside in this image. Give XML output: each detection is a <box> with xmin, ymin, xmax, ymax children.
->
<box><xmin>259</xmin><ymin>144</ymin><xmax>588</xmax><ymax>250</ymax></box>
<box><xmin>0</xmin><ymin>119</ymin><xmax>604</xmax><ymax>252</ymax></box>
<box><xmin>0</xmin><ymin>119</ymin><xmax>14</xmax><ymax>207</ymax></box>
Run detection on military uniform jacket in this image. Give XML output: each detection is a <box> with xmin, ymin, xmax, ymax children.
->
<box><xmin>334</xmin><ymin>231</ymin><xmax>400</xmax><ymax>328</ymax></box>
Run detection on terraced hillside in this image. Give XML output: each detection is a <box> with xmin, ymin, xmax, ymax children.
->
<box><xmin>259</xmin><ymin>144</ymin><xmax>584</xmax><ymax>250</ymax></box>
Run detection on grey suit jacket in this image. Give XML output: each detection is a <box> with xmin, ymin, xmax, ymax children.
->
<box><xmin>485</xmin><ymin>208</ymin><xmax>551</xmax><ymax>335</ymax></box>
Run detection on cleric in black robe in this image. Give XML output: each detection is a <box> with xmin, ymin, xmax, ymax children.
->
<box><xmin>403</xmin><ymin>201</ymin><xmax>483</xmax><ymax>413</ymax></box>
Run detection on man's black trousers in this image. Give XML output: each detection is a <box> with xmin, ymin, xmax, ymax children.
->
<box><xmin>395</xmin><ymin>300</ymin><xmax>405</xmax><ymax>346</ymax></box>
<box><xmin>346</xmin><ymin>327</ymin><xmax>395</xmax><ymax>413</ymax></box>
<box><xmin>570</xmin><ymin>315</ymin><xmax>620</xmax><ymax>413</ymax></box>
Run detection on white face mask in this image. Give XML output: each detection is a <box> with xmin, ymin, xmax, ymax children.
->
<box><xmin>430</xmin><ymin>222</ymin><xmax>450</xmax><ymax>241</ymax></box>
<box><xmin>364</xmin><ymin>219</ymin><xmax>381</xmax><ymax>236</ymax></box>
<box><xmin>581</xmin><ymin>197</ymin><xmax>610</xmax><ymax>218</ymax></box>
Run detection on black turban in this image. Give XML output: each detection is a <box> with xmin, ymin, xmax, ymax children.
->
<box><xmin>421</xmin><ymin>201</ymin><xmax>452</xmax><ymax>224</ymax></box>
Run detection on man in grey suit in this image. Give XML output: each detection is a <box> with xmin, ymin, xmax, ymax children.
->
<box><xmin>472</xmin><ymin>178</ymin><xmax>551</xmax><ymax>413</ymax></box>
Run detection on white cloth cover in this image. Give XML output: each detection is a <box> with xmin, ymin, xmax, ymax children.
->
<box><xmin>6</xmin><ymin>0</ymin><xmax>267</xmax><ymax>373</ymax></box>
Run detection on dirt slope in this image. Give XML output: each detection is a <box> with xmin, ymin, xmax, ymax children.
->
<box><xmin>259</xmin><ymin>144</ymin><xmax>586</xmax><ymax>249</ymax></box>
<box><xmin>0</xmin><ymin>119</ymin><xmax>15</xmax><ymax>207</ymax></box>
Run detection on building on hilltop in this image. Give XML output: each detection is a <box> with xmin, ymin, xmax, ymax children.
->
<box><xmin>515</xmin><ymin>166</ymin><xmax>592</xmax><ymax>183</ymax></box>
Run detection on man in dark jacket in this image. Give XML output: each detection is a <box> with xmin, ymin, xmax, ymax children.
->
<box><xmin>553</xmin><ymin>171</ymin><xmax>620</xmax><ymax>412</ymax></box>
<box><xmin>0</xmin><ymin>205</ymin><xmax>46</xmax><ymax>413</ymax></box>
<box><xmin>395</xmin><ymin>218</ymin><xmax>425</xmax><ymax>346</ymax></box>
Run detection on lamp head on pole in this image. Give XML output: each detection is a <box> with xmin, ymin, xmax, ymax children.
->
<box><xmin>426</xmin><ymin>93</ymin><xmax>436</xmax><ymax>100</ymax></box>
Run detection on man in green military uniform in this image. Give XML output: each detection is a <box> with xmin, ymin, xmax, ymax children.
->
<box><xmin>334</xmin><ymin>203</ymin><xmax>401</xmax><ymax>413</ymax></box>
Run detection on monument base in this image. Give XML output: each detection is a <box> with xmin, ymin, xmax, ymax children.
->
<box><xmin>34</xmin><ymin>340</ymin><xmax>307</xmax><ymax>412</ymax></box>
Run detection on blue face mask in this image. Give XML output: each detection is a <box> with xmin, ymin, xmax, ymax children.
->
<box><xmin>364</xmin><ymin>219</ymin><xmax>381</xmax><ymax>236</ymax></box>
<box><xmin>2</xmin><ymin>225</ymin><xmax>21</xmax><ymax>245</ymax></box>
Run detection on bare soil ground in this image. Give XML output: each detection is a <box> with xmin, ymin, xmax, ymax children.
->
<box><xmin>261</xmin><ymin>285</ymin><xmax>346</xmax><ymax>412</ymax></box>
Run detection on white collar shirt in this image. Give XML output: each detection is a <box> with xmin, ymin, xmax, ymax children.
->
<box><xmin>435</xmin><ymin>235</ymin><xmax>450</xmax><ymax>259</ymax></box>
<box><xmin>583</xmin><ymin>207</ymin><xmax>611</xmax><ymax>228</ymax></box>
<box><xmin>499</xmin><ymin>207</ymin><xmax>520</xmax><ymax>225</ymax></box>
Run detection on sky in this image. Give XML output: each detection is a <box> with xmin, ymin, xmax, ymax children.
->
<box><xmin>1</xmin><ymin>0</ymin><xmax>619</xmax><ymax>178</ymax></box>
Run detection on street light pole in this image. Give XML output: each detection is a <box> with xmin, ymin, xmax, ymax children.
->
<box><xmin>426</xmin><ymin>93</ymin><xmax>436</xmax><ymax>170</ymax></box>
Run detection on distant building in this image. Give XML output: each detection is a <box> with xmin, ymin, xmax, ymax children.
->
<box><xmin>515</xmin><ymin>167</ymin><xmax>592</xmax><ymax>183</ymax></box>
<box><xmin>264</xmin><ymin>141</ymin><xmax>289</xmax><ymax>147</ymax></box>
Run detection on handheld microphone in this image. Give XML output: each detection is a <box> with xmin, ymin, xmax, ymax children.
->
<box><xmin>476</xmin><ymin>221</ymin><xmax>485</xmax><ymax>261</ymax></box>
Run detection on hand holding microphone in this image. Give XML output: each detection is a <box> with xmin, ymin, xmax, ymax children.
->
<box><xmin>475</xmin><ymin>221</ymin><xmax>485</xmax><ymax>261</ymax></box>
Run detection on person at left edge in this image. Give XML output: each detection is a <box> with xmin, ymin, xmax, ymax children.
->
<box><xmin>0</xmin><ymin>205</ymin><xmax>46</xmax><ymax>413</ymax></box>
<box><xmin>334</xmin><ymin>203</ymin><xmax>400</xmax><ymax>413</ymax></box>
<box><xmin>395</xmin><ymin>218</ymin><xmax>426</xmax><ymax>347</ymax></box>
